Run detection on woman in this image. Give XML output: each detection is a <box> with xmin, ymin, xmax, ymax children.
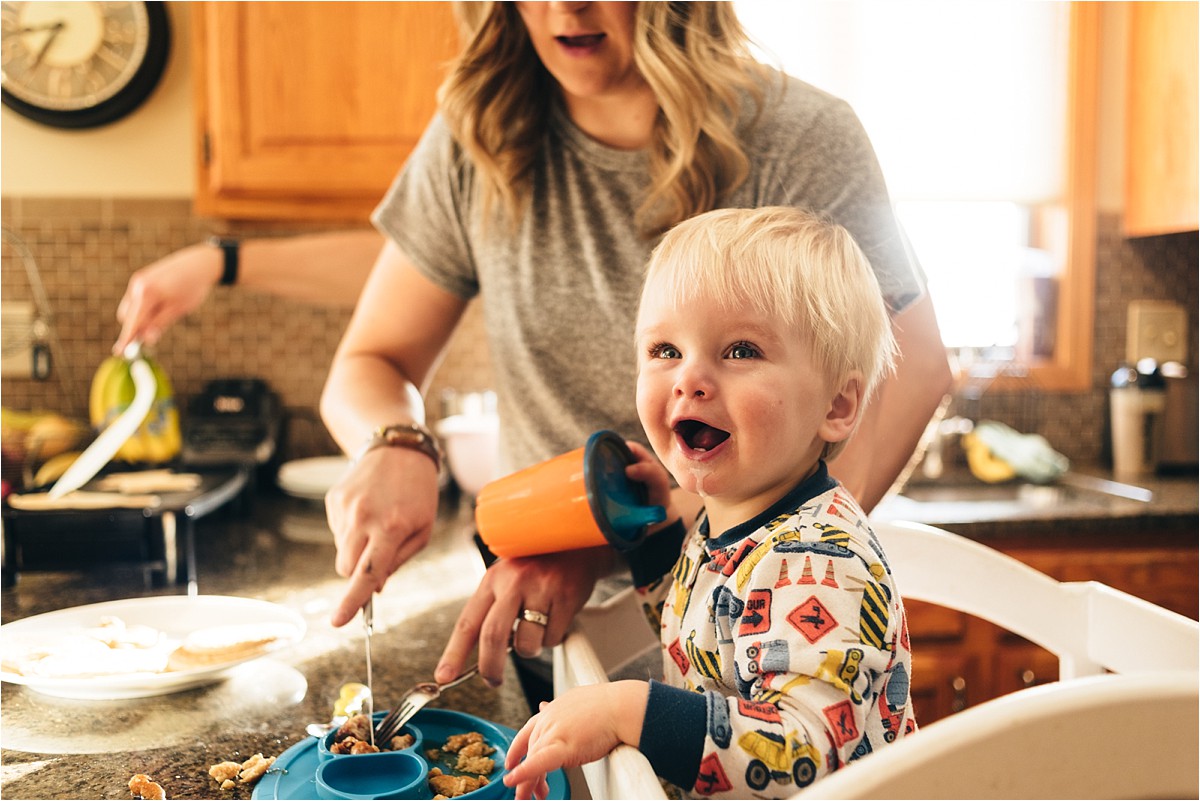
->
<box><xmin>115</xmin><ymin>2</ymin><xmax>951</xmax><ymax>699</ymax></box>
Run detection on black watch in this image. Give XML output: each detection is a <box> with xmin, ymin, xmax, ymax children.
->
<box><xmin>208</xmin><ymin>236</ymin><xmax>239</xmax><ymax>286</ymax></box>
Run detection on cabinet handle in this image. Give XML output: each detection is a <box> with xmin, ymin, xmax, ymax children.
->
<box><xmin>1020</xmin><ymin>668</ymin><xmax>1037</xmax><ymax>688</ymax></box>
<box><xmin>951</xmin><ymin>675</ymin><xmax>968</xmax><ymax>712</ymax></box>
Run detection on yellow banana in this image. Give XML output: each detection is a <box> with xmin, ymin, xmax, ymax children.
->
<box><xmin>962</xmin><ymin>431</ymin><xmax>1016</xmax><ymax>483</ymax></box>
<box><xmin>89</xmin><ymin>354</ymin><xmax>182</xmax><ymax>464</ymax></box>
<box><xmin>33</xmin><ymin>450</ymin><xmax>83</xmax><ymax>486</ymax></box>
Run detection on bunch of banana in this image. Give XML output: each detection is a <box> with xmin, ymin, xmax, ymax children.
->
<box><xmin>89</xmin><ymin>354</ymin><xmax>182</xmax><ymax>464</ymax></box>
<box><xmin>961</xmin><ymin>430</ymin><xmax>1016</xmax><ymax>484</ymax></box>
<box><xmin>1</xmin><ymin>407</ymin><xmax>90</xmax><ymax>461</ymax></box>
<box><xmin>1</xmin><ymin>408</ymin><xmax>91</xmax><ymax>487</ymax></box>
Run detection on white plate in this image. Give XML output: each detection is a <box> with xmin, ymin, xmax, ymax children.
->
<box><xmin>276</xmin><ymin>456</ymin><xmax>351</xmax><ymax>500</ymax></box>
<box><xmin>0</xmin><ymin>595</ymin><xmax>305</xmax><ymax>700</ymax></box>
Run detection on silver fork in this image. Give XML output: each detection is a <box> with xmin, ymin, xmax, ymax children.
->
<box><xmin>374</xmin><ymin>646</ymin><xmax>512</xmax><ymax>744</ymax></box>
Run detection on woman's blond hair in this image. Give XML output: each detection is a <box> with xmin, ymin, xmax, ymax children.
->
<box><xmin>440</xmin><ymin>2</ymin><xmax>767</xmax><ymax>236</ymax></box>
<box><xmin>641</xmin><ymin>207</ymin><xmax>898</xmax><ymax>457</ymax></box>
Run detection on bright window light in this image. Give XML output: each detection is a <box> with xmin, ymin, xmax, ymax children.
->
<box><xmin>735</xmin><ymin>1</ymin><xmax>1070</xmax><ymax>350</ymax></box>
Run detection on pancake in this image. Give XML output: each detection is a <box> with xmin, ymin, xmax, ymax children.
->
<box><xmin>167</xmin><ymin>622</ymin><xmax>297</xmax><ymax>670</ymax></box>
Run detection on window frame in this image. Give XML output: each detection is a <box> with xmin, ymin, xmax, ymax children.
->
<box><xmin>998</xmin><ymin>2</ymin><xmax>1098</xmax><ymax>392</ymax></box>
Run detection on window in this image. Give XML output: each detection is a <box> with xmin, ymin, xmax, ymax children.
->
<box><xmin>736</xmin><ymin>1</ymin><xmax>1097</xmax><ymax>389</ymax></box>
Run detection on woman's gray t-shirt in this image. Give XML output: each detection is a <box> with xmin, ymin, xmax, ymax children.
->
<box><xmin>373</xmin><ymin>71</ymin><xmax>924</xmax><ymax>474</ymax></box>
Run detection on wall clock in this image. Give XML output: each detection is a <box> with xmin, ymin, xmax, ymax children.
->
<box><xmin>1</xmin><ymin>1</ymin><xmax>170</xmax><ymax>129</ymax></box>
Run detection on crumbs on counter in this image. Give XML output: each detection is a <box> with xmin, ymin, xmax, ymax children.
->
<box><xmin>128</xmin><ymin>773</ymin><xmax>166</xmax><ymax>800</ymax></box>
<box><xmin>208</xmin><ymin>753</ymin><xmax>276</xmax><ymax>791</ymax></box>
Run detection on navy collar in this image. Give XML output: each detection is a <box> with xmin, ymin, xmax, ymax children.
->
<box><xmin>700</xmin><ymin>461</ymin><xmax>837</xmax><ymax>552</ymax></box>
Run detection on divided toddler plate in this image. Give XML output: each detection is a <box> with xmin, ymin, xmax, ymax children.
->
<box><xmin>253</xmin><ymin>708</ymin><xmax>569</xmax><ymax>800</ymax></box>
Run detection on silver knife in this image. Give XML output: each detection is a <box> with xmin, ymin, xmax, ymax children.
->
<box><xmin>363</xmin><ymin>595</ymin><xmax>376</xmax><ymax>748</ymax></box>
<box><xmin>48</xmin><ymin>342</ymin><xmax>155</xmax><ymax>499</ymax></box>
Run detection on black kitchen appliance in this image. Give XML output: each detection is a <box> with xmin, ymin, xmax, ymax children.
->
<box><xmin>182</xmin><ymin>378</ymin><xmax>282</xmax><ymax>468</ymax></box>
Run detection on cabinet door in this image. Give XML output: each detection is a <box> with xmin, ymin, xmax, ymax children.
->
<box><xmin>194</xmin><ymin>2</ymin><xmax>460</xmax><ymax>222</ymax></box>
<box><xmin>1125</xmin><ymin>1</ymin><xmax>1199</xmax><ymax>235</ymax></box>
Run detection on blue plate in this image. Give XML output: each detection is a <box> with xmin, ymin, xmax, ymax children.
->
<box><xmin>253</xmin><ymin>709</ymin><xmax>569</xmax><ymax>800</ymax></box>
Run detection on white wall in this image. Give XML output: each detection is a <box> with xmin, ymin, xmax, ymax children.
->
<box><xmin>0</xmin><ymin>3</ymin><xmax>194</xmax><ymax>198</ymax></box>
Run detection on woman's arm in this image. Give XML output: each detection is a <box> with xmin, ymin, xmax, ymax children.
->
<box><xmin>114</xmin><ymin>229</ymin><xmax>384</xmax><ymax>352</ymax></box>
<box><xmin>320</xmin><ymin>241</ymin><xmax>469</xmax><ymax>626</ymax></box>
<box><xmin>829</xmin><ymin>293</ymin><xmax>952</xmax><ymax>512</ymax></box>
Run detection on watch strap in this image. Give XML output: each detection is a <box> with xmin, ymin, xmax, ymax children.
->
<box><xmin>352</xmin><ymin>423</ymin><xmax>442</xmax><ymax>469</ymax></box>
<box><xmin>208</xmin><ymin>236</ymin><xmax>239</xmax><ymax>286</ymax></box>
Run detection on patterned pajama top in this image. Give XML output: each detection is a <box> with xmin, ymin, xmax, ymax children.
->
<box><xmin>626</xmin><ymin>462</ymin><xmax>917</xmax><ymax>798</ymax></box>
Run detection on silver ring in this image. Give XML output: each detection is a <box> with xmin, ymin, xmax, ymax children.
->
<box><xmin>521</xmin><ymin>609</ymin><xmax>549</xmax><ymax>627</ymax></box>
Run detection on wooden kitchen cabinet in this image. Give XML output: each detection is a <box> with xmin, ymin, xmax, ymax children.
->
<box><xmin>906</xmin><ymin>523</ymin><xmax>1198</xmax><ymax>725</ymax></box>
<box><xmin>1124</xmin><ymin>1</ymin><xmax>1199</xmax><ymax>236</ymax></box>
<box><xmin>193</xmin><ymin>2</ymin><xmax>460</xmax><ymax>222</ymax></box>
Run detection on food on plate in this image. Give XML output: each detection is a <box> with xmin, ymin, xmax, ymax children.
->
<box><xmin>2</xmin><ymin>616</ymin><xmax>173</xmax><ymax>678</ymax></box>
<box><xmin>6</xmin><ymin>490</ymin><xmax>162</xmax><ymax>510</ymax></box>
<box><xmin>426</xmin><ymin>731</ymin><xmax>497</xmax><ymax>797</ymax></box>
<box><xmin>87</xmin><ymin>616</ymin><xmax>164</xmax><ymax>649</ymax></box>
<box><xmin>128</xmin><ymin>773</ymin><xmax>166</xmax><ymax>800</ymax></box>
<box><xmin>442</xmin><ymin>731</ymin><xmax>496</xmax><ymax>775</ymax></box>
<box><xmin>208</xmin><ymin>753</ymin><xmax>276</xmax><ymax>791</ymax></box>
<box><xmin>1</xmin><ymin>615</ymin><xmax>299</xmax><ymax>680</ymax></box>
<box><xmin>329</xmin><ymin>713</ymin><xmax>416</xmax><ymax>754</ymax></box>
<box><xmin>166</xmin><ymin>622</ymin><xmax>296</xmax><ymax>670</ymax></box>
<box><xmin>428</xmin><ymin>767</ymin><xmax>490</xmax><ymax>798</ymax></box>
<box><xmin>93</xmin><ymin>469</ymin><xmax>202</xmax><ymax>494</ymax></box>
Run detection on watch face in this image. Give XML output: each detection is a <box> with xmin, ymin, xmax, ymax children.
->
<box><xmin>1</xmin><ymin>1</ymin><xmax>170</xmax><ymax>128</ymax></box>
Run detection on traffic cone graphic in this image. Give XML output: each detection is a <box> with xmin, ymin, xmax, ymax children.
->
<box><xmin>775</xmin><ymin>559</ymin><xmax>791</xmax><ymax>588</ymax></box>
<box><xmin>798</xmin><ymin>555</ymin><xmax>816</xmax><ymax>584</ymax></box>
<box><xmin>821</xmin><ymin>559</ymin><xmax>839</xmax><ymax>588</ymax></box>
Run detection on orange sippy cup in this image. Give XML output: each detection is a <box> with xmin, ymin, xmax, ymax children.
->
<box><xmin>474</xmin><ymin>430</ymin><xmax>666</xmax><ymax>559</ymax></box>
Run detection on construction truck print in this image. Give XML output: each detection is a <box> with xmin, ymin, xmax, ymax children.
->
<box><xmin>737</xmin><ymin>729</ymin><xmax>821</xmax><ymax>791</ymax></box>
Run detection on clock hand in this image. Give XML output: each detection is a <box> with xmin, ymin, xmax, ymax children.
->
<box><xmin>14</xmin><ymin>21</ymin><xmax>66</xmax><ymax>34</ymax></box>
<box><xmin>29</xmin><ymin>20</ymin><xmax>65</xmax><ymax>69</ymax></box>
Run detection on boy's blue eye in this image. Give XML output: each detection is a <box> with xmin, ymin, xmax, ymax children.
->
<box><xmin>649</xmin><ymin>343</ymin><xmax>680</xmax><ymax>359</ymax></box>
<box><xmin>727</xmin><ymin>342</ymin><xmax>760</xmax><ymax>359</ymax></box>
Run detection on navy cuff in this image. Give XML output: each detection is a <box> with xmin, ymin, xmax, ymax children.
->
<box><xmin>623</xmin><ymin>519</ymin><xmax>687</xmax><ymax>588</ymax></box>
<box><xmin>639</xmin><ymin>679</ymin><xmax>707</xmax><ymax>790</ymax></box>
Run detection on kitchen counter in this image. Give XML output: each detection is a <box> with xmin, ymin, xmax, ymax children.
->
<box><xmin>2</xmin><ymin>464</ymin><xmax>1195</xmax><ymax>799</ymax></box>
<box><xmin>872</xmin><ymin>463</ymin><xmax>1198</xmax><ymax>540</ymax></box>
<box><xmin>0</xmin><ymin>490</ymin><xmax>532</xmax><ymax>800</ymax></box>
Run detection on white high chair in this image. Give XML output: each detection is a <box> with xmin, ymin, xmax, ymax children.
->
<box><xmin>553</xmin><ymin>520</ymin><xmax>1200</xmax><ymax>800</ymax></box>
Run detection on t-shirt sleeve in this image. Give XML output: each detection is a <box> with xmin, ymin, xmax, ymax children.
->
<box><xmin>760</xmin><ymin>79</ymin><xmax>926</xmax><ymax>314</ymax></box>
<box><xmin>370</xmin><ymin>113</ymin><xmax>480</xmax><ymax>300</ymax></box>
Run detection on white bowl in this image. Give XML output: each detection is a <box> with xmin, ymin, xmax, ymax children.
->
<box><xmin>434</xmin><ymin>414</ymin><xmax>501</xmax><ymax>496</ymax></box>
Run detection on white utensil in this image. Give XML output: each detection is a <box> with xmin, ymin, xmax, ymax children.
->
<box><xmin>48</xmin><ymin>341</ymin><xmax>155</xmax><ymax>499</ymax></box>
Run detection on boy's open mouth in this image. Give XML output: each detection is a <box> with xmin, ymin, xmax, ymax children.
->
<box><xmin>674</xmin><ymin>419</ymin><xmax>730</xmax><ymax>453</ymax></box>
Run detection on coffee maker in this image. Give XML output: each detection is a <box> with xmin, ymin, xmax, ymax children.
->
<box><xmin>1112</xmin><ymin>301</ymin><xmax>1197</xmax><ymax>476</ymax></box>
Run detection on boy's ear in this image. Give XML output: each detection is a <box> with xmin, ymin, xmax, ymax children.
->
<box><xmin>818</xmin><ymin>372</ymin><xmax>864</xmax><ymax>444</ymax></box>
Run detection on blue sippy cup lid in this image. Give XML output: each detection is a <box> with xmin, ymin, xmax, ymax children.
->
<box><xmin>583</xmin><ymin>430</ymin><xmax>667</xmax><ymax>551</ymax></box>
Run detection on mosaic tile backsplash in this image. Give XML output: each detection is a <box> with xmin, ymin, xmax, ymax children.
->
<box><xmin>2</xmin><ymin>197</ymin><xmax>1196</xmax><ymax>466</ymax></box>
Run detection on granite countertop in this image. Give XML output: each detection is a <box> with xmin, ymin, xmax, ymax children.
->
<box><xmin>872</xmin><ymin>463</ymin><xmax>1198</xmax><ymax>539</ymax></box>
<box><xmin>0</xmin><ymin>490</ymin><xmax>532</xmax><ymax>800</ymax></box>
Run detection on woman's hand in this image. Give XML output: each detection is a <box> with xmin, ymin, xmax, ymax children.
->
<box><xmin>324</xmin><ymin>446</ymin><xmax>441</xmax><ymax>627</ymax></box>
<box><xmin>436</xmin><ymin>546</ymin><xmax>616</xmax><ymax>687</ymax></box>
<box><xmin>503</xmin><ymin>682</ymin><xmax>649</xmax><ymax>800</ymax></box>
<box><xmin>115</xmin><ymin>243</ymin><xmax>223</xmax><ymax>352</ymax></box>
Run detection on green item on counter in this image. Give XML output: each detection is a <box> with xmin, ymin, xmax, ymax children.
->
<box><xmin>971</xmin><ymin>420</ymin><xmax>1070</xmax><ymax>484</ymax></box>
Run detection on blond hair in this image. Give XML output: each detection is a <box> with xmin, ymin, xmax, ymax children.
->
<box><xmin>641</xmin><ymin>207</ymin><xmax>897</xmax><ymax>455</ymax></box>
<box><xmin>440</xmin><ymin>2</ymin><xmax>766</xmax><ymax>235</ymax></box>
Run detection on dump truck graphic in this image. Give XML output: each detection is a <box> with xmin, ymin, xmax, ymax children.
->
<box><xmin>738</xmin><ymin>729</ymin><xmax>821</xmax><ymax>790</ymax></box>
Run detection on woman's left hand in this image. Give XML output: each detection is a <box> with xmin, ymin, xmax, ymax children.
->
<box><xmin>436</xmin><ymin>546</ymin><xmax>616</xmax><ymax>687</ymax></box>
